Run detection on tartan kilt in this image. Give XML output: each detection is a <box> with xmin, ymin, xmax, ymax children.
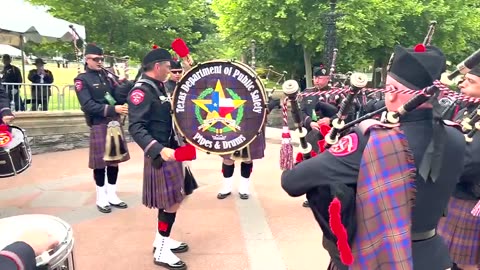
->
<box><xmin>88</xmin><ymin>124</ymin><xmax>130</xmax><ymax>169</ymax></box>
<box><xmin>143</xmin><ymin>157</ymin><xmax>185</xmax><ymax>209</ymax></box>
<box><xmin>220</xmin><ymin>132</ymin><xmax>266</xmax><ymax>161</ymax></box>
<box><xmin>438</xmin><ymin>197</ymin><xmax>480</xmax><ymax>265</ymax></box>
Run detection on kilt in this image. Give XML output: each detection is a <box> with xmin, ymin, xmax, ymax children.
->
<box><xmin>143</xmin><ymin>157</ymin><xmax>185</xmax><ymax>209</ymax></box>
<box><xmin>221</xmin><ymin>132</ymin><xmax>266</xmax><ymax>161</ymax></box>
<box><xmin>438</xmin><ymin>197</ymin><xmax>480</xmax><ymax>265</ymax></box>
<box><xmin>89</xmin><ymin>123</ymin><xmax>130</xmax><ymax>169</ymax></box>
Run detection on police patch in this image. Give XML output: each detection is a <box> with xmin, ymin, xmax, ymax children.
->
<box><xmin>130</xmin><ymin>89</ymin><xmax>145</xmax><ymax>105</ymax></box>
<box><xmin>329</xmin><ymin>133</ymin><xmax>358</xmax><ymax>157</ymax></box>
<box><xmin>74</xmin><ymin>80</ymin><xmax>83</xmax><ymax>92</ymax></box>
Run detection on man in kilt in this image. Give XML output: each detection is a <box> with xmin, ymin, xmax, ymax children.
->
<box><xmin>438</xmin><ymin>66</ymin><xmax>480</xmax><ymax>270</ymax></box>
<box><xmin>281</xmin><ymin>44</ymin><xmax>465</xmax><ymax>270</ymax></box>
<box><xmin>128</xmin><ymin>48</ymin><xmax>191</xmax><ymax>270</ymax></box>
<box><xmin>74</xmin><ymin>43</ymin><xmax>130</xmax><ymax>214</ymax></box>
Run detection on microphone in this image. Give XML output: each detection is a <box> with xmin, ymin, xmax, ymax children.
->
<box><xmin>447</xmin><ymin>48</ymin><xmax>480</xmax><ymax>80</ymax></box>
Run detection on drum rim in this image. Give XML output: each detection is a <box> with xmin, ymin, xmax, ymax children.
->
<box><xmin>172</xmin><ymin>59</ymin><xmax>268</xmax><ymax>155</ymax></box>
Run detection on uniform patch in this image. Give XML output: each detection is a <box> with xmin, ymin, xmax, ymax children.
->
<box><xmin>329</xmin><ymin>133</ymin><xmax>358</xmax><ymax>157</ymax></box>
<box><xmin>130</xmin><ymin>89</ymin><xmax>145</xmax><ymax>105</ymax></box>
<box><xmin>74</xmin><ymin>80</ymin><xmax>83</xmax><ymax>92</ymax></box>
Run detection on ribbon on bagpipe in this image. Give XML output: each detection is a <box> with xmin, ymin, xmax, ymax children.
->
<box><xmin>69</xmin><ymin>25</ymin><xmax>83</xmax><ymax>74</ymax></box>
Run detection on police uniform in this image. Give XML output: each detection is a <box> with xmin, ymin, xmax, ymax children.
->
<box><xmin>128</xmin><ymin>48</ymin><xmax>190</xmax><ymax>270</ymax></box>
<box><xmin>437</xmin><ymin>66</ymin><xmax>480</xmax><ymax>269</ymax></box>
<box><xmin>281</xmin><ymin>45</ymin><xmax>466</xmax><ymax>270</ymax></box>
<box><xmin>164</xmin><ymin>60</ymin><xmax>182</xmax><ymax>94</ymax></box>
<box><xmin>0</xmin><ymin>242</ymin><xmax>37</xmax><ymax>270</ymax></box>
<box><xmin>74</xmin><ymin>44</ymin><xmax>130</xmax><ymax>214</ymax></box>
<box><xmin>0</xmin><ymin>83</ymin><xmax>14</xmax><ymax>122</ymax></box>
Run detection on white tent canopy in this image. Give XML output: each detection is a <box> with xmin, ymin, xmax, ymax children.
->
<box><xmin>0</xmin><ymin>45</ymin><xmax>22</xmax><ymax>57</ymax></box>
<box><xmin>0</xmin><ymin>0</ymin><xmax>86</xmax><ymax>47</ymax></box>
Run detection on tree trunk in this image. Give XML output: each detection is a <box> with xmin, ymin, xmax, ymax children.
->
<box><xmin>240</xmin><ymin>53</ymin><xmax>247</xmax><ymax>63</ymax></box>
<box><xmin>303</xmin><ymin>47</ymin><xmax>312</xmax><ymax>88</ymax></box>
<box><xmin>371</xmin><ymin>58</ymin><xmax>383</xmax><ymax>88</ymax></box>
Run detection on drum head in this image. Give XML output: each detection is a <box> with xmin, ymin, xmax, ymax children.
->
<box><xmin>0</xmin><ymin>214</ymin><xmax>69</xmax><ymax>250</ymax></box>
<box><xmin>172</xmin><ymin>60</ymin><xmax>268</xmax><ymax>154</ymax></box>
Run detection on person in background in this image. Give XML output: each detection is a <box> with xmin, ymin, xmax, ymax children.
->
<box><xmin>28</xmin><ymin>58</ymin><xmax>54</xmax><ymax>111</ymax></box>
<box><xmin>1</xmin><ymin>54</ymin><xmax>24</xmax><ymax>111</ymax></box>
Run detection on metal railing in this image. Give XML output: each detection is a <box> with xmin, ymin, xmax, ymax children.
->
<box><xmin>1</xmin><ymin>83</ymin><xmax>81</xmax><ymax>112</ymax></box>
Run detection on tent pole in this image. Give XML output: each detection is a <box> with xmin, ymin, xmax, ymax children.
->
<box><xmin>20</xmin><ymin>34</ymin><xmax>26</xmax><ymax>83</ymax></box>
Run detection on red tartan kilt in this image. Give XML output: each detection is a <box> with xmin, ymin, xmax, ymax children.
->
<box><xmin>438</xmin><ymin>197</ymin><xmax>480</xmax><ymax>265</ymax></box>
<box><xmin>88</xmin><ymin>124</ymin><xmax>130</xmax><ymax>169</ymax></box>
<box><xmin>142</xmin><ymin>157</ymin><xmax>185</xmax><ymax>209</ymax></box>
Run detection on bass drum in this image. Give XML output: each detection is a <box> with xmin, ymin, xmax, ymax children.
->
<box><xmin>172</xmin><ymin>60</ymin><xmax>268</xmax><ymax>155</ymax></box>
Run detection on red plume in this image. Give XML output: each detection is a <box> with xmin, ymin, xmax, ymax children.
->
<box><xmin>171</xmin><ymin>38</ymin><xmax>190</xmax><ymax>58</ymax></box>
<box><xmin>296</xmin><ymin>152</ymin><xmax>304</xmax><ymax>163</ymax></box>
<box><xmin>152</xmin><ymin>44</ymin><xmax>159</xmax><ymax>49</ymax></box>
<box><xmin>328</xmin><ymin>197</ymin><xmax>354</xmax><ymax>265</ymax></box>
<box><xmin>414</xmin><ymin>44</ymin><xmax>426</xmax><ymax>52</ymax></box>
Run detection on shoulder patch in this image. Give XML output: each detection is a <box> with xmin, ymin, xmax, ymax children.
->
<box><xmin>328</xmin><ymin>133</ymin><xmax>358</xmax><ymax>157</ymax></box>
<box><xmin>130</xmin><ymin>89</ymin><xmax>145</xmax><ymax>105</ymax></box>
<box><xmin>74</xmin><ymin>80</ymin><xmax>83</xmax><ymax>92</ymax></box>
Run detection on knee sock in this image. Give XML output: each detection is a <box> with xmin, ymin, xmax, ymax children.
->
<box><xmin>158</xmin><ymin>210</ymin><xmax>177</xmax><ymax>237</ymax></box>
<box><xmin>93</xmin><ymin>168</ymin><xmax>106</xmax><ymax>187</ymax></box>
<box><xmin>240</xmin><ymin>162</ymin><xmax>253</xmax><ymax>178</ymax></box>
<box><xmin>222</xmin><ymin>163</ymin><xmax>235</xmax><ymax>178</ymax></box>
<box><xmin>106</xmin><ymin>166</ymin><xmax>119</xmax><ymax>185</ymax></box>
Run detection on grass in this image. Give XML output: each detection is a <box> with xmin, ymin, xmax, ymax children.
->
<box><xmin>6</xmin><ymin>60</ymin><xmax>284</xmax><ymax>110</ymax></box>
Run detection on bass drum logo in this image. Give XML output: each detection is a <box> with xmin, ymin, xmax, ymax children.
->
<box><xmin>172</xmin><ymin>60</ymin><xmax>267</xmax><ymax>154</ymax></box>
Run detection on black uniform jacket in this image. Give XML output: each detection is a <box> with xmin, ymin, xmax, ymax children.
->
<box><xmin>452</xmin><ymin>106</ymin><xmax>480</xmax><ymax>200</ymax></box>
<box><xmin>127</xmin><ymin>75</ymin><xmax>178</xmax><ymax>160</ymax></box>
<box><xmin>281</xmin><ymin>109</ymin><xmax>466</xmax><ymax>270</ymax></box>
<box><xmin>74</xmin><ymin>68</ymin><xmax>119</xmax><ymax>126</ymax></box>
<box><xmin>0</xmin><ymin>83</ymin><xmax>14</xmax><ymax>118</ymax></box>
<box><xmin>0</xmin><ymin>242</ymin><xmax>36</xmax><ymax>270</ymax></box>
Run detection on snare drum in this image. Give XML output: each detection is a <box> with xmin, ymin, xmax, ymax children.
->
<box><xmin>0</xmin><ymin>126</ymin><xmax>32</xmax><ymax>178</ymax></box>
<box><xmin>0</xmin><ymin>214</ymin><xmax>75</xmax><ymax>270</ymax></box>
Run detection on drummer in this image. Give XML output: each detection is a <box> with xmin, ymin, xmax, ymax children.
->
<box><xmin>0</xmin><ymin>83</ymin><xmax>15</xmax><ymax>124</ymax></box>
<box><xmin>0</xmin><ymin>229</ymin><xmax>58</xmax><ymax>270</ymax></box>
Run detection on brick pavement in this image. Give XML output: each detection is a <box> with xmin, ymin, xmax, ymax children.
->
<box><xmin>0</xmin><ymin>127</ymin><xmax>331</xmax><ymax>270</ymax></box>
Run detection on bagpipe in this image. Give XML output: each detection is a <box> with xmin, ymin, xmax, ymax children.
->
<box><xmin>279</xmin><ymin>19</ymin><xmax>480</xmax><ymax>170</ymax></box>
<box><xmin>69</xmin><ymin>25</ymin><xmax>131</xmax><ymax>162</ymax></box>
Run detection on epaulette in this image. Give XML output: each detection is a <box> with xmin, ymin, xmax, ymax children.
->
<box><xmin>358</xmin><ymin>118</ymin><xmax>400</xmax><ymax>135</ymax></box>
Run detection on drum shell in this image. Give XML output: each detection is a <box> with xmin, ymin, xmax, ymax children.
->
<box><xmin>0</xmin><ymin>126</ymin><xmax>32</xmax><ymax>178</ymax></box>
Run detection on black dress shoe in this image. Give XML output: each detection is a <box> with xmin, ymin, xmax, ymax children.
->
<box><xmin>153</xmin><ymin>259</ymin><xmax>187</xmax><ymax>270</ymax></box>
<box><xmin>97</xmin><ymin>205</ymin><xmax>112</xmax><ymax>213</ymax></box>
<box><xmin>217</xmin><ymin>192</ymin><xmax>231</xmax><ymax>199</ymax></box>
<box><xmin>110</xmin><ymin>201</ymin><xmax>128</xmax><ymax>209</ymax></box>
<box><xmin>239</xmin><ymin>193</ymin><xmax>249</xmax><ymax>200</ymax></box>
<box><xmin>302</xmin><ymin>201</ymin><xmax>310</xmax><ymax>208</ymax></box>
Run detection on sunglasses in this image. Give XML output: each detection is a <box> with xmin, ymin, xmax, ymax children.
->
<box><xmin>171</xmin><ymin>71</ymin><xmax>182</xmax><ymax>74</ymax></box>
<box><xmin>88</xmin><ymin>57</ymin><xmax>104</xmax><ymax>63</ymax></box>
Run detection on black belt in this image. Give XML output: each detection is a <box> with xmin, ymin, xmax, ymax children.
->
<box><xmin>412</xmin><ymin>229</ymin><xmax>436</xmax><ymax>241</ymax></box>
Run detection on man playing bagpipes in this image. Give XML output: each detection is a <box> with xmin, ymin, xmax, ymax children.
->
<box><xmin>128</xmin><ymin>47</ymin><xmax>196</xmax><ymax>270</ymax></box>
<box><xmin>281</xmin><ymin>44</ymin><xmax>467</xmax><ymax>270</ymax></box>
<box><xmin>437</xmin><ymin>66</ymin><xmax>480</xmax><ymax>270</ymax></box>
<box><xmin>73</xmin><ymin>43</ymin><xmax>130</xmax><ymax>214</ymax></box>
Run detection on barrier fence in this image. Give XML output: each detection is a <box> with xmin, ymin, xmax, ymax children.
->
<box><xmin>2</xmin><ymin>83</ymin><xmax>80</xmax><ymax>112</ymax></box>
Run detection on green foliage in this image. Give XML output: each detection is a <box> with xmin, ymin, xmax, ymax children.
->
<box><xmin>25</xmin><ymin>0</ymin><xmax>226</xmax><ymax>61</ymax></box>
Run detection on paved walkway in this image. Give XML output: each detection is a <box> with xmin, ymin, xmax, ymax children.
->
<box><xmin>0</xmin><ymin>127</ymin><xmax>331</xmax><ymax>270</ymax></box>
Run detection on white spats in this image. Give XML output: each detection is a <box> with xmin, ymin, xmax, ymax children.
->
<box><xmin>153</xmin><ymin>236</ymin><xmax>182</xmax><ymax>265</ymax></box>
<box><xmin>218</xmin><ymin>177</ymin><xmax>233</xmax><ymax>195</ymax></box>
<box><xmin>96</xmin><ymin>185</ymin><xmax>109</xmax><ymax>207</ymax></box>
<box><xmin>239</xmin><ymin>177</ymin><xmax>250</xmax><ymax>195</ymax></box>
<box><xmin>106</xmin><ymin>184</ymin><xmax>124</xmax><ymax>205</ymax></box>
